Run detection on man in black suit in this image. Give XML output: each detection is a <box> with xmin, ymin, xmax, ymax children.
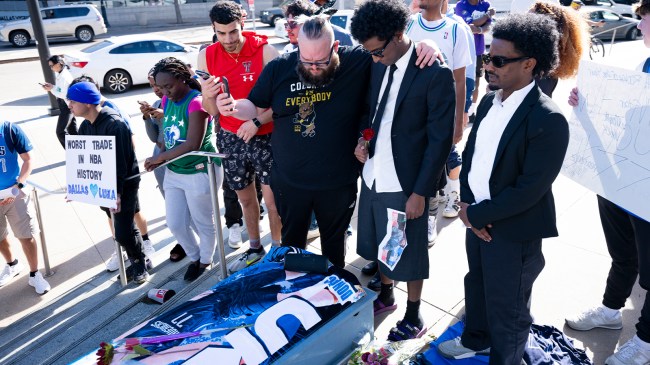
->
<box><xmin>437</xmin><ymin>13</ymin><xmax>569</xmax><ymax>364</ymax></box>
<box><xmin>351</xmin><ymin>0</ymin><xmax>455</xmax><ymax>341</ymax></box>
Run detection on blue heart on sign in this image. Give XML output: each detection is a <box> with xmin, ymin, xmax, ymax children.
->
<box><xmin>90</xmin><ymin>184</ymin><xmax>98</xmax><ymax>197</ymax></box>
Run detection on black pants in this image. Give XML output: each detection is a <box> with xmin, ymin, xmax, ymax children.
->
<box><xmin>598</xmin><ymin>195</ymin><xmax>650</xmax><ymax>342</ymax></box>
<box><xmin>271</xmin><ymin>173</ymin><xmax>357</xmax><ymax>268</ymax></box>
<box><xmin>112</xmin><ymin>182</ymin><xmax>144</xmax><ymax>260</ymax></box>
<box><xmin>55</xmin><ymin>98</ymin><xmax>77</xmax><ymax>148</ymax></box>
<box><xmin>222</xmin><ymin>176</ymin><xmax>263</xmax><ymax>228</ymax></box>
<box><xmin>461</xmin><ymin>231</ymin><xmax>545</xmax><ymax>365</ymax></box>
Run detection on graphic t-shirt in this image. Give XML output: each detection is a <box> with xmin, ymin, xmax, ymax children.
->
<box><xmin>205</xmin><ymin>31</ymin><xmax>273</xmax><ymax>135</ymax></box>
<box><xmin>0</xmin><ymin>121</ymin><xmax>32</xmax><ymax>190</ymax></box>
<box><xmin>162</xmin><ymin>90</ymin><xmax>217</xmax><ymax>174</ymax></box>
<box><xmin>248</xmin><ymin>46</ymin><xmax>371</xmax><ymax>190</ymax></box>
<box><xmin>406</xmin><ymin>14</ymin><xmax>472</xmax><ymax>72</ymax></box>
<box><xmin>455</xmin><ymin>0</ymin><xmax>492</xmax><ymax>55</ymax></box>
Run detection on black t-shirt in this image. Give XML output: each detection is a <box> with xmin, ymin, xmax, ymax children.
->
<box><xmin>248</xmin><ymin>45</ymin><xmax>371</xmax><ymax>190</ymax></box>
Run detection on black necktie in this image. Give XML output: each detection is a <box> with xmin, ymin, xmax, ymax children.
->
<box><xmin>369</xmin><ymin>64</ymin><xmax>398</xmax><ymax>158</ymax></box>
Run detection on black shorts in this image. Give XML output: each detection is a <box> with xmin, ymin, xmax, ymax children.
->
<box><xmin>217</xmin><ymin>129</ymin><xmax>273</xmax><ymax>191</ymax></box>
<box><xmin>101</xmin><ymin>191</ymin><xmax>140</xmax><ymax>218</ymax></box>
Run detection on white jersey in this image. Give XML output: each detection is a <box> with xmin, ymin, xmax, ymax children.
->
<box><xmin>447</xmin><ymin>11</ymin><xmax>476</xmax><ymax>80</ymax></box>
<box><xmin>406</xmin><ymin>13</ymin><xmax>472</xmax><ymax>72</ymax></box>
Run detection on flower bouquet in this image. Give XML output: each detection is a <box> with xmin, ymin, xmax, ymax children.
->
<box><xmin>348</xmin><ymin>335</ymin><xmax>436</xmax><ymax>365</ymax></box>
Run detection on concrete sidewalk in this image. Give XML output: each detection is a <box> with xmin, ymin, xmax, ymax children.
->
<box><xmin>0</xmin><ymin>41</ymin><xmax>646</xmax><ymax>364</ymax></box>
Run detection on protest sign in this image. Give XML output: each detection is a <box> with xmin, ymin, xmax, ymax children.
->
<box><xmin>65</xmin><ymin>136</ymin><xmax>117</xmax><ymax>209</ymax></box>
<box><xmin>561</xmin><ymin>60</ymin><xmax>650</xmax><ymax>221</ymax></box>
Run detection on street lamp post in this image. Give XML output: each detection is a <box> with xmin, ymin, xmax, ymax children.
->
<box><xmin>26</xmin><ymin>0</ymin><xmax>58</xmax><ymax>116</ymax></box>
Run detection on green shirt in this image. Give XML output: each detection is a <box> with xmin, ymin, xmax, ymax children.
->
<box><xmin>162</xmin><ymin>89</ymin><xmax>219</xmax><ymax>174</ymax></box>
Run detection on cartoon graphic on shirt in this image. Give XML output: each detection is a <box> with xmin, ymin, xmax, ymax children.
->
<box><xmin>293</xmin><ymin>102</ymin><xmax>317</xmax><ymax>138</ymax></box>
<box><xmin>164</xmin><ymin>123</ymin><xmax>183</xmax><ymax>150</ymax></box>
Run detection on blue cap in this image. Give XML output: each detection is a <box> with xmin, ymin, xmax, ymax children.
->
<box><xmin>66</xmin><ymin>82</ymin><xmax>101</xmax><ymax>105</ymax></box>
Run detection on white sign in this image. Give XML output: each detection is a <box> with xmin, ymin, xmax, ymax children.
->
<box><xmin>561</xmin><ymin>60</ymin><xmax>650</xmax><ymax>221</ymax></box>
<box><xmin>65</xmin><ymin>136</ymin><xmax>117</xmax><ymax>209</ymax></box>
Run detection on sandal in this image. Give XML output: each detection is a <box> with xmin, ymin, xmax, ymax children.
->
<box><xmin>169</xmin><ymin>244</ymin><xmax>186</xmax><ymax>262</ymax></box>
<box><xmin>373</xmin><ymin>298</ymin><xmax>397</xmax><ymax>316</ymax></box>
<box><xmin>387</xmin><ymin>319</ymin><xmax>428</xmax><ymax>342</ymax></box>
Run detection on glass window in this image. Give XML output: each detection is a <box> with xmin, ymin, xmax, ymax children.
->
<box><xmin>41</xmin><ymin>10</ymin><xmax>56</xmax><ymax>19</ymax></box>
<box><xmin>109</xmin><ymin>41</ymin><xmax>154</xmax><ymax>54</ymax></box>
<box><xmin>602</xmin><ymin>10</ymin><xmax>620</xmax><ymax>20</ymax></box>
<box><xmin>152</xmin><ymin>40</ymin><xmax>185</xmax><ymax>53</ymax></box>
<box><xmin>82</xmin><ymin>40</ymin><xmax>114</xmax><ymax>53</ymax></box>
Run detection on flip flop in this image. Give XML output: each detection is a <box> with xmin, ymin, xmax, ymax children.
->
<box><xmin>169</xmin><ymin>244</ymin><xmax>187</xmax><ymax>262</ymax></box>
<box><xmin>373</xmin><ymin>298</ymin><xmax>398</xmax><ymax>316</ymax></box>
<box><xmin>387</xmin><ymin>319</ymin><xmax>428</xmax><ymax>342</ymax></box>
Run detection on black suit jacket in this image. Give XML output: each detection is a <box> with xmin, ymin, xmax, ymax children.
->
<box><xmin>365</xmin><ymin>51</ymin><xmax>455</xmax><ymax>198</ymax></box>
<box><xmin>460</xmin><ymin>85</ymin><xmax>569</xmax><ymax>242</ymax></box>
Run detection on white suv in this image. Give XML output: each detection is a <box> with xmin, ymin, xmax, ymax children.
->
<box><xmin>0</xmin><ymin>5</ymin><xmax>107</xmax><ymax>48</ymax></box>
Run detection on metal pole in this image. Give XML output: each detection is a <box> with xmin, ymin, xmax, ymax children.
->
<box><xmin>110</xmin><ymin>211</ymin><xmax>128</xmax><ymax>287</ymax></box>
<box><xmin>609</xmin><ymin>29</ymin><xmax>616</xmax><ymax>56</ymax></box>
<box><xmin>31</xmin><ymin>189</ymin><xmax>54</xmax><ymax>277</ymax></box>
<box><xmin>207</xmin><ymin>159</ymin><xmax>228</xmax><ymax>279</ymax></box>
<box><xmin>26</xmin><ymin>0</ymin><xmax>58</xmax><ymax>116</ymax></box>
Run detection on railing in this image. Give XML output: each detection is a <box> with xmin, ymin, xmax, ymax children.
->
<box><xmin>27</xmin><ymin>150</ymin><xmax>228</xmax><ymax>287</ymax></box>
<box><xmin>591</xmin><ymin>21</ymin><xmax>640</xmax><ymax>56</ymax></box>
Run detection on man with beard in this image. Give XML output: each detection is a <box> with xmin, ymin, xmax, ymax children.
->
<box><xmin>436</xmin><ymin>14</ymin><xmax>569</xmax><ymax>364</ymax></box>
<box><xmin>199</xmin><ymin>1</ymin><xmax>282</xmax><ymax>274</ymax></box>
<box><xmin>214</xmin><ymin>16</ymin><xmax>439</xmax><ymax>268</ymax></box>
<box><xmin>282</xmin><ymin>0</ymin><xmax>353</xmax><ymax>54</ymax></box>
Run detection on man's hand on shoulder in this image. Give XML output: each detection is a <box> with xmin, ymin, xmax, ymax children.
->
<box><xmin>415</xmin><ymin>39</ymin><xmax>444</xmax><ymax>68</ymax></box>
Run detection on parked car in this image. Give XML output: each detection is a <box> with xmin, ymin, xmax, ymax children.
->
<box><xmin>260</xmin><ymin>7</ymin><xmax>284</xmax><ymax>26</ymax></box>
<box><xmin>582</xmin><ymin>0</ymin><xmax>638</xmax><ymax>18</ymax></box>
<box><xmin>274</xmin><ymin>9</ymin><xmax>355</xmax><ymax>41</ymax></box>
<box><xmin>582</xmin><ymin>8</ymin><xmax>641</xmax><ymax>40</ymax></box>
<box><xmin>64</xmin><ymin>35</ymin><xmax>200</xmax><ymax>93</ymax></box>
<box><xmin>0</xmin><ymin>4</ymin><xmax>107</xmax><ymax>47</ymax></box>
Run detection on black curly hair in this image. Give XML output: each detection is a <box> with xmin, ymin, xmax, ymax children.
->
<box><xmin>284</xmin><ymin>0</ymin><xmax>319</xmax><ymax>17</ymax></box>
<box><xmin>209</xmin><ymin>0</ymin><xmax>244</xmax><ymax>25</ymax></box>
<box><xmin>151</xmin><ymin>57</ymin><xmax>201</xmax><ymax>91</ymax></box>
<box><xmin>350</xmin><ymin>0</ymin><xmax>410</xmax><ymax>43</ymax></box>
<box><xmin>491</xmin><ymin>13</ymin><xmax>559</xmax><ymax>78</ymax></box>
<box><xmin>70</xmin><ymin>75</ymin><xmax>100</xmax><ymax>91</ymax></box>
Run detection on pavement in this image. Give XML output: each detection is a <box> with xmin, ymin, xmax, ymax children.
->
<box><xmin>0</xmin><ymin>21</ymin><xmax>647</xmax><ymax>364</ymax></box>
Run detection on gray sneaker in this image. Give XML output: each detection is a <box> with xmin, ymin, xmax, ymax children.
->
<box><xmin>228</xmin><ymin>247</ymin><xmax>266</xmax><ymax>274</ymax></box>
<box><xmin>438</xmin><ymin>337</ymin><xmax>490</xmax><ymax>359</ymax></box>
<box><xmin>565</xmin><ymin>306</ymin><xmax>623</xmax><ymax>331</ymax></box>
<box><xmin>605</xmin><ymin>337</ymin><xmax>650</xmax><ymax>365</ymax></box>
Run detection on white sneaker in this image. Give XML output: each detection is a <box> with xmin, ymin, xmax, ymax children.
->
<box><xmin>228</xmin><ymin>223</ymin><xmax>243</xmax><ymax>249</ymax></box>
<box><xmin>438</xmin><ymin>336</ymin><xmax>490</xmax><ymax>359</ymax></box>
<box><xmin>28</xmin><ymin>271</ymin><xmax>51</xmax><ymax>295</ymax></box>
<box><xmin>605</xmin><ymin>336</ymin><xmax>650</xmax><ymax>365</ymax></box>
<box><xmin>0</xmin><ymin>261</ymin><xmax>24</xmax><ymax>287</ymax></box>
<box><xmin>142</xmin><ymin>239</ymin><xmax>156</xmax><ymax>258</ymax></box>
<box><xmin>443</xmin><ymin>191</ymin><xmax>460</xmax><ymax>218</ymax></box>
<box><xmin>428</xmin><ymin>216</ymin><xmax>438</xmax><ymax>247</ymax></box>
<box><xmin>106</xmin><ymin>250</ymin><xmax>128</xmax><ymax>272</ymax></box>
<box><xmin>565</xmin><ymin>306</ymin><xmax>623</xmax><ymax>331</ymax></box>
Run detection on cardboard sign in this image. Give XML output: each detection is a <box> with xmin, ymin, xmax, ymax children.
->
<box><xmin>65</xmin><ymin>136</ymin><xmax>117</xmax><ymax>209</ymax></box>
<box><xmin>561</xmin><ymin>60</ymin><xmax>650</xmax><ymax>221</ymax></box>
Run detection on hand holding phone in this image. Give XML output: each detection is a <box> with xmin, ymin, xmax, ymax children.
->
<box><xmin>220</xmin><ymin>76</ymin><xmax>230</xmax><ymax>97</ymax></box>
<box><xmin>38</xmin><ymin>82</ymin><xmax>46</xmax><ymax>87</ymax></box>
<box><xmin>194</xmin><ymin>70</ymin><xmax>211</xmax><ymax>80</ymax></box>
<box><xmin>137</xmin><ymin>100</ymin><xmax>149</xmax><ymax>106</ymax></box>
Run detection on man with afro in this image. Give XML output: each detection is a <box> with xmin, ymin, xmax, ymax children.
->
<box><xmin>437</xmin><ymin>13</ymin><xmax>569</xmax><ymax>364</ymax></box>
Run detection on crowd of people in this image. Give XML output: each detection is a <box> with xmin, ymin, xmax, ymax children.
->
<box><xmin>0</xmin><ymin>0</ymin><xmax>648</xmax><ymax>363</ymax></box>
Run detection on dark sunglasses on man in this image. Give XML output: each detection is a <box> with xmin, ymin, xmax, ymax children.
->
<box><xmin>481</xmin><ymin>53</ymin><xmax>530</xmax><ymax>68</ymax></box>
<box><xmin>284</xmin><ymin>20</ymin><xmax>299</xmax><ymax>30</ymax></box>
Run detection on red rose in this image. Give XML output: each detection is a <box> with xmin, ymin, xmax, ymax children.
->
<box><xmin>362</xmin><ymin>128</ymin><xmax>374</xmax><ymax>142</ymax></box>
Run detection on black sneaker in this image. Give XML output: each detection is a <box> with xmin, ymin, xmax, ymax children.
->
<box><xmin>118</xmin><ymin>257</ymin><xmax>152</xmax><ymax>283</ymax></box>
<box><xmin>184</xmin><ymin>262</ymin><xmax>208</xmax><ymax>281</ymax></box>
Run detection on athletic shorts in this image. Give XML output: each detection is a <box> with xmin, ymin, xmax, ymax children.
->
<box><xmin>217</xmin><ymin>129</ymin><xmax>273</xmax><ymax>191</ymax></box>
<box><xmin>446</xmin><ymin>144</ymin><xmax>462</xmax><ymax>172</ymax></box>
<box><xmin>0</xmin><ymin>191</ymin><xmax>38</xmax><ymax>240</ymax></box>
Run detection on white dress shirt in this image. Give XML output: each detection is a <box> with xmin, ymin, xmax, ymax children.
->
<box><xmin>468</xmin><ymin>80</ymin><xmax>536</xmax><ymax>203</ymax></box>
<box><xmin>363</xmin><ymin>44</ymin><xmax>415</xmax><ymax>192</ymax></box>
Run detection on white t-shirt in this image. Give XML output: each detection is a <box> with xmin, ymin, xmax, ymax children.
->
<box><xmin>406</xmin><ymin>13</ymin><xmax>472</xmax><ymax>72</ymax></box>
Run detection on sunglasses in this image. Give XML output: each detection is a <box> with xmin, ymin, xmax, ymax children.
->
<box><xmin>299</xmin><ymin>45</ymin><xmax>335</xmax><ymax>68</ymax></box>
<box><xmin>482</xmin><ymin>54</ymin><xmax>530</xmax><ymax>68</ymax></box>
<box><xmin>284</xmin><ymin>20</ymin><xmax>299</xmax><ymax>30</ymax></box>
<box><xmin>366</xmin><ymin>38</ymin><xmax>392</xmax><ymax>58</ymax></box>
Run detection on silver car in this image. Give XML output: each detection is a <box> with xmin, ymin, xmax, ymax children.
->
<box><xmin>584</xmin><ymin>8</ymin><xmax>641</xmax><ymax>40</ymax></box>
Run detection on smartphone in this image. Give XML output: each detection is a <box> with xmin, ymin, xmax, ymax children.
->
<box><xmin>221</xmin><ymin>76</ymin><xmax>230</xmax><ymax>97</ymax></box>
<box><xmin>137</xmin><ymin>100</ymin><xmax>148</xmax><ymax>106</ymax></box>
<box><xmin>194</xmin><ymin>69</ymin><xmax>211</xmax><ymax>80</ymax></box>
<box><xmin>38</xmin><ymin>83</ymin><xmax>46</xmax><ymax>86</ymax></box>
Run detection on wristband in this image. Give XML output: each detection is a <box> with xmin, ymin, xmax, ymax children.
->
<box><xmin>252</xmin><ymin>117</ymin><xmax>262</xmax><ymax>128</ymax></box>
<box><xmin>16</xmin><ymin>182</ymin><xmax>24</xmax><ymax>189</ymax></box>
